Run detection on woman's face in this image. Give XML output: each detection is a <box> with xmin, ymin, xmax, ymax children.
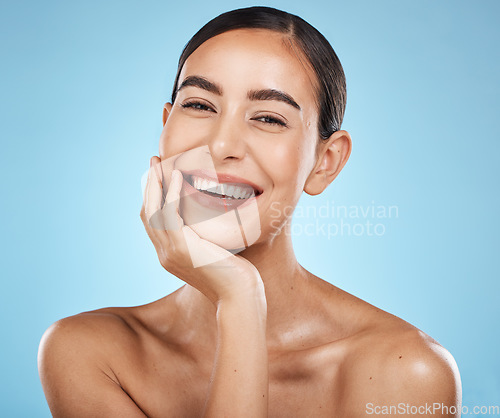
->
<box><xmin>159</xmin><ymin>28</ymin><xmax>321</xmax><ymax>250</ymax></box>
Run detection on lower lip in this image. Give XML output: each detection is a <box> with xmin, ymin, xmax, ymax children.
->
<box><xmin>181</xmin><ymin>176</ymin><xmax>259</xmax><ymax>212</ymax></box>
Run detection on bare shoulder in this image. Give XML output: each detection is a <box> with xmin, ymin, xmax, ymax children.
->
<box><xmin>38</xmin><ymin>307</ymin><xmax>147</xmax><ymax>417</ymax></box>
<box><xmin>339</xmin><ymin>316</ymin><xmax>462</xmax><ymax>417</ymax></box>
<box><xmin>308</xmin><ymin>277</ymin><xmax>461</xmax><ymax>416</ymax></box>
<box><xmin>39</xmin><ymin>307</ymin><xmax>140</xmax><ymax>368</ymax></box>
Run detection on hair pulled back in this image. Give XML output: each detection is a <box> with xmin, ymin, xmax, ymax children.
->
<box><xmin>171</xmin><ymin>6</ymin><xmax>346</xmax><ymax>140</ymax></box>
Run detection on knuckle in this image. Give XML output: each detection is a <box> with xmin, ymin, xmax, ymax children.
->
<box><xmin>158</xmin><ymin>253</ymin><xmax>171</xmax><ymax>270</ymax></box>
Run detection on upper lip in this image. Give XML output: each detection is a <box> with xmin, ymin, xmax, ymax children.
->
<box><xmin>180</xmin><ymin>169</ymin><xmax>263</xmax><ymax>195</ymax></box>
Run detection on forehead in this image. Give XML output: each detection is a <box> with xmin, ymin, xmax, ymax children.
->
<box><xmin>178</xmin><ymin>29</ymin><xmax>318</xmax><ymax>110</ymax></box>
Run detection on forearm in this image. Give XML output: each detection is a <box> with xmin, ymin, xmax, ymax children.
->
<box><xmin>203</xmin><ymin>290</ymin><xmax>268</xmax><ymax>417</ymax></box>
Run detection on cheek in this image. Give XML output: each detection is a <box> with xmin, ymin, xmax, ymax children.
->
<box><xmin>159</xmin><ymin>115</ymin><xmax>206</xmax><ymax>159</ymax></box>
<box><xmin>265</xmin><ymin>137</ymin><xmax>314</xmax><ymax>198</ymax></box>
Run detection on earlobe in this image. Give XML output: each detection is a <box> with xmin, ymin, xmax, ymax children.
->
<box><xmin>162</xmin><ymin>103</ymin><xmax>173</xmax><ymax>126</ymax></box>
<box><xmin>304</xmin><ymin>130</ymin><xmax>352</xmax><ymax>196</ymax></box>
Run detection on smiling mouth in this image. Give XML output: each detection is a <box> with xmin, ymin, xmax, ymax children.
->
<box><xmin>184</xmin><ymin>174</ymin><xmax>261</xmax><ymax>200</ymax></box>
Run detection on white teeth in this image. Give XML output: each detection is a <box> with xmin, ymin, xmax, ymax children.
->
<box><xmin>190</xmin><ymin>175</ymin><xmax>255</xmax><ymax>199</ymax></box>
<box><xmin>226</xmin><ymin>185</ymin><xmax>235</xmax><ymax>197</ymax></box>
<box><xmin>215</xmin><ymin>184</ymin><xmax>221</xmax><ymax>195</ymax></box>
<box><xmin>207</xmin><ymin>180</ymin><xmax>217</xmax><ymax>191</ymax></box>
<box><xmin>193</xmin><ymin>177</ymin><xmax>217</xmax><ymax>191</ymax></box>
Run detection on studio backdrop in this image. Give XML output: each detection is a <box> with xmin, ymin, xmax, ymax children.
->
<box><xmin>1</xmin><ymin>0</ymin><xmax>499</xmax><ymax>416</ymax></box>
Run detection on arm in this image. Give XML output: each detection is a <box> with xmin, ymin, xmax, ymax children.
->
<box><xmin>141</xmin><ymin>157</ymin><xmax>270</xmax><ymax>416</ymax></box>
<box><xmin>203</xmin><ymin>293</ymin><xmax>268</xmax><ymax>417</ymax></box>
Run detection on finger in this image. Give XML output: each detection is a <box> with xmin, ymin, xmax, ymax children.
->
<box><xmin>152</xmin><ymin>156</ymin><xmax>167</xmax><ymax>209</ymax></box>
<box><xmin>181</xmin><ymin>225</ymin><xmax>234</xmax><ymax>268</ymax></box>
<box><xmin>159</xmin><ymin>158</ymin><xmax>175</xmax><ymax>204</ymax></box>
<box><xmin>146</xmin><ymin>157</ymin><xmax>164</xmax><ymax>231</ymax></box>
<box><xmin>141</xmin><ymin>159</ymin><xmax>154</xmax><ymax>219</ymax></box>
<box><xmin>141</xmin><ymin>160</ymin><xmax>163</xmax><ymax>248</ymax></box>
<box><xmin>162</xmin><ymin>169</ymin><xmax>184</xmax><ymax>231</ymax></box>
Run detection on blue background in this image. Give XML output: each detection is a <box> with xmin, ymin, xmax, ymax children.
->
<box><xmin>1</xmin><ymin>0</ymin><xmax>499</xmax><ymax>416</ymax></box>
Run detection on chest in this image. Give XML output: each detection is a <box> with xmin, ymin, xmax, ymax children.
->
<box><xmin>120</xmin><ymin>345</ymin><xmax>342</xmax><ymax>417</ymax></box>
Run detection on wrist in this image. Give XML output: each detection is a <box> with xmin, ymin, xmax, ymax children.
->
<box><xmin>215</xmin><ymin>275</ymin><xmax>266</xmax><ymax>307</ymax></box>
<box><xmin>215</xmin><ymin>286</ymin><xmax>267</xmax><ymax>319</ymax></box>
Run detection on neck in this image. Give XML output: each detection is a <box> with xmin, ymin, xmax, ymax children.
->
<box><xmin>172</xmin><ymin>222</ymin><xmax>317</xmax><ymax>352</ymax></box>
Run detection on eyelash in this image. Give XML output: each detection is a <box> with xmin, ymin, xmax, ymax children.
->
<box><xmin>180</xmin><ymin>101</ymin><xmax>288</xmax><ymax>127</ymax></box>
<box><xmin>181</xmin><ymin>101</ymin><xmax>214</xmax><ymax>112</ymax></box>
<box><xmin>255</xmin><ymin>115</ymin><xmax>287</xmax><ymax>127</ymax></box>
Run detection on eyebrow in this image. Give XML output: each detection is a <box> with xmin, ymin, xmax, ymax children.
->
<box><xmin>176</xmin><ymin>75</ymin><xmax>222</xmax><ymax>96</ymax></box>
<box><xmin>176</xmin><ymin>75</ymin><xmax>301</xmax><ymax>111</ymax></box>
<box><xmin>247</xmin><ymin>89</ymin><xmax>301</xmax><ymax>111</ymax></box>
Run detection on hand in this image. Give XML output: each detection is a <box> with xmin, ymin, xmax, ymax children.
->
<box><xmin>140</xmin><ymin>156</ymin><xmax>265</xmax><ymax>307</ymax></box>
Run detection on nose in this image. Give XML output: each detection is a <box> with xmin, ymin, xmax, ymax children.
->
<box><xmin>207</xmin><ymin>115</ymin><xmax>247</xmax><ymax>163</ymax></box>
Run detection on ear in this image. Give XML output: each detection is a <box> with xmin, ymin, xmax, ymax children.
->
<box><xmin>304</xmin><ymin>130</ymin><xmax>352</xmax><ymax>196</ymax></box>
<box><xmin>162</xmin><ymin>102</ymin><xmax>173</xmax><ymax>126</ymax></box>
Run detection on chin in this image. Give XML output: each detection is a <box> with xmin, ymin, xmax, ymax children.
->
<box><xmin>190</xmin><ymin>218</ymin><xmax>243</xmax><ymax>250</ymax></box>
<box><xmin>187</xmin><ymin>207</ymin><xmax>261</xmax><ymax>251</ymax></box>
<box><xmin>179</xmin><ymin>192</ymin><xmax>261</xmax><ymax>252</ymax></box>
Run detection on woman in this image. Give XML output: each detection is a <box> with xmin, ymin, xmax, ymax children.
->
<box><xmin>38</xmin><ymin>6</ymin><xmax>461</xmax><ymax>417</ymax></box>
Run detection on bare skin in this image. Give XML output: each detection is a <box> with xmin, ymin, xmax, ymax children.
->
<box><xmin>38</xmin><ymin>29</ymin><xmax>461</xmax><ymax>417</ymax></box>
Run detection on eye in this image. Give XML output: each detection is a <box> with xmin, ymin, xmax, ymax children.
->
<box><xmin>253</xmin><ymin>115</ymin><xmax>288</xmax><ymax>127</ymax></box>
<box><xmin>180</xmin><ymin>101</ymin><xmax>215</xmax><ymax>112</ymax></box>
